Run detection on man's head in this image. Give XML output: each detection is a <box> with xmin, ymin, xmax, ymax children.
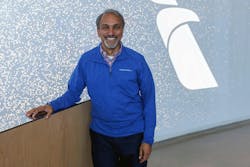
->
<box><xmin>96</xmin><ymin>9</ymin><xmax>125</xmax><ymax>52</ymax></box>
<box><xmin>96</xmin><ymin>9</ymin><xmax>125</xmax><ymax>29</ymax></box>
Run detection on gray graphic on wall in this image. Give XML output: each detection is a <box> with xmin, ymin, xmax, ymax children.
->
<box><xmin>152</xmin><ymin>0</ymin><xmax>218</xmax><ymax>90</ymax></box>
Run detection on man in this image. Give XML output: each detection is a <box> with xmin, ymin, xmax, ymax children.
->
<box><xmin>26</xmin><ymin>9</ymin><xmax>156</xmax><ymax>167</ymax></box>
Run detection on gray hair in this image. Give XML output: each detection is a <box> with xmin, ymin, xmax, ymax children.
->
<box><xmin>96</xmin><ymin>9</ymin><xmax>125</xmax><ymax>29</ymax></box>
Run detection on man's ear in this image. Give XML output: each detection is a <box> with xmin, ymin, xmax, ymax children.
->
<box><xmin>97</xmin><ymin>29</ymin><xmax>101</xmax><ymax>37</ymax></box>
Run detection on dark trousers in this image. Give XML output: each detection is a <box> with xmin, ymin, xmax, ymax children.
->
<box><xmin>90</xmin><ymin>129</ymin><xmax>147</xmax><ymax>167</ymax></box>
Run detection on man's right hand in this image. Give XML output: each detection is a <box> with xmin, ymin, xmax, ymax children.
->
<box><xmin>26</xmin><ymin>105</ymin><xmax>53</xmax><ymax>120</ymax></box>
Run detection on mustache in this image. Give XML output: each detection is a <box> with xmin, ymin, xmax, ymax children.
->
<box><xmin>105</xmin><ymin>35</ymin><xmax>117</xmax><ymax>38</ymax></box>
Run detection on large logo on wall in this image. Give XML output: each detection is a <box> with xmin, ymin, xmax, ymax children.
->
<box><xmin>152</xmin><ymin>0</ymin><xmax>218</xmax><ymax>90</ymax></box>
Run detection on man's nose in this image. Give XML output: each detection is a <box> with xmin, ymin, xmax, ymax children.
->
<box><xmin>107</xmin><ymin>28</ymin><xmax>114</xmax><ymax>35</ymax></box>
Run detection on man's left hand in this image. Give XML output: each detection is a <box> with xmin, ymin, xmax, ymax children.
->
<box><xmin>139</xmin><ymin>143</ymin><xmax>152</xmax><ymax>163</ymax></box>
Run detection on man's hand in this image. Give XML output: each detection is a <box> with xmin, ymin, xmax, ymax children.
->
<box><xmin>139</xmin><ymin>142</ymin><xmax>152</xmax><ymax>163</ymax></box>
<box><xmin>26</xmin><ymin>104</ymin><xmax>53</xmax><ymax>120</ymax></box>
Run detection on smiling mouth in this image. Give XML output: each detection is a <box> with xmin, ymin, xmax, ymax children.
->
<box><xmin>105</xmin><ymin>35</ymin><xmax>117</xmax><ymax>40</ymax></box>
<box><xmin>106</xmin><ymin>37</ymin><xmax>117</xmax><ymax>40</ymax></box>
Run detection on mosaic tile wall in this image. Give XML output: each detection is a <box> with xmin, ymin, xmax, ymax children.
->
<box><xmin>0</xmin><ymin>0</ymin><xmax>249</xmax><ymax>142</ymax></box>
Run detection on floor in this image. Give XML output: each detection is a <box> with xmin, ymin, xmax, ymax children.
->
<box><xmin>149</xmin><ymin>120</ymin><xmax>250</xmax><ymax>167</ymax></box>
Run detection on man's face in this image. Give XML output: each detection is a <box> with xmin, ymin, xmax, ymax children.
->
<box><xmin>97</xmin><ymin>13</ymin><xmax>124</xmax><ymax>51</ymax></box>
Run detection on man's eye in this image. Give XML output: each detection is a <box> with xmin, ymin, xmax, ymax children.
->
<box><xmin>101</xmin><ymin>25</ymin><xmax>109</xmax><ymax>30</ymax></box>
<box><xmin>113</xmin><ymin>25</ymin><xmax>121</xmax><ymax>30</ymax></box>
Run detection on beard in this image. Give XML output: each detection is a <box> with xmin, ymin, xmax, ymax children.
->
<box><xmin>103</xmin><ymin>36</ymin><xmax>120</xmax><ymax>49</ymax></box>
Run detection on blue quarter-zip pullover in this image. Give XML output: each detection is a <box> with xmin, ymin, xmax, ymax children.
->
<box><xmin>49</xmin><ymin>44</ymin><xmax>156</xmax><ymax>144</ymax></box>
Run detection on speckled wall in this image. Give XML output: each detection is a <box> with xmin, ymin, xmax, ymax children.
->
<box><xmin>0</xmin><ymin>0</ymin><xmax>249</xmax><ymax>142</ymax></box>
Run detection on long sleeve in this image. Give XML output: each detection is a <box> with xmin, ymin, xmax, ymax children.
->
<box><xmin>138</xmin><ymin>57</ymin><xmax>156</xmax><ymax>144</ymax></box>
